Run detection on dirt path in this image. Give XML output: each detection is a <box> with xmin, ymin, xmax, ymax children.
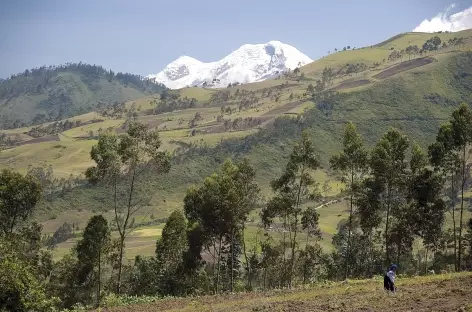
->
<box><xmin>102</xmin><ymin>274</ymin><xmax>472</xmax><ymax>312</ymax></box>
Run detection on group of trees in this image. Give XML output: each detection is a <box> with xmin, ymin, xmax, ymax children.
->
<box><xmin>188</xmin><ymin>112</ymin><xmax>203</xmax><ymax>128</ymax></box>
<box><xmin>152</xmin><ymin>93</ymin><xmax>199</xmax><ymax>114</ymax></box>
<box><xmin>329</xmin><ymin>46</ymin><xmax>354</xmax><ymax>54</ymax></box>
<box><xmin>0</xmin><ymin>133</ymin><xmax>21</xmax><ymax>149</ymax></box>
<box><xmin>210</xmin><ymin>90</ymin><xmax>231</xmax><ymax>105</ymax></box>
<box><xmin>388</xmin><ymin>36</ymin><xmax>467</xmax><ymax>64</ymax></box>
<box><xmin>26</xmin><ymin>119</ymin><xmax>102</xmax><ymax>138</ymax></box>
<box><xmin>422</xmin><ymin>36</ymin><xmax>443</xmax><ymax>53</ymax></box>
<box><xmin>223</xmin><ymin>117</ymin><xmax>263</xmax><ymax>131</ymax></box>
<box><xmin>99</xmin><ymin>101</ymin><xmax>144</xmax><ymax>120</ymax></box>
<box><xmin>26</xmin><ymin>164</ymin><xmax>83</xmax><ymax>197</ymax></box>
<box><xmin>305</xmin><ymin>64</ymin><xmax>366</xmax><ymax>96</ymax></box>
<box><xmin>338</xmin><ymin>63</ymin><xmax>367</xmax><ymax>76</ymax></box>
<box><xmin>447</xmin><ymin>37</ymin><xmax>466</xmax><ymax>50</ymax></box>
<box><xmin>43</xmin><ymin>222</ymin><xmax>78</xmax><ymax>249</ymax></box>
<box><xmin>3</xmin><ymin>103</ymin><xmax>472</xmax><ymax>309</ymax></box>
<box><xmin>212</xmin><ymin>84</ymin><xmax>301</xmax><ymax>117</ymax></box>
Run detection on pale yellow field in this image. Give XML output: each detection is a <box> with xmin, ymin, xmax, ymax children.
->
<box><xmin>0</xmin><ymin>139</ymin><xmax>97</xmax><ymax>178</ymax></box>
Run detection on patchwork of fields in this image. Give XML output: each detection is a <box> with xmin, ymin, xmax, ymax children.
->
<box><xmin>1</xmin><ymin>29</ymin><xmax>472</xmax><ymax>261</ymax></box>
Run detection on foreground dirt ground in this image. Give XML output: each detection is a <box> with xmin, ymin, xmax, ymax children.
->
<box><xmin>101</xmin><ymin>273</ymin><xmax>472</xmax><ymax>312</ymax></box>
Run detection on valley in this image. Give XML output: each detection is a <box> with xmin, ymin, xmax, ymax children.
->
<box><xmin>1</xmin><ymin>30</ymin><xmax>472</xmax><ymax>262</ymax></box>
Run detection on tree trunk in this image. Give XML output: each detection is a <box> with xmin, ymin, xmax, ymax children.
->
<box><xmin>215</xmin><ymin>234</ymin><xmax>223</xmax><ymax>293</ymax></box>
<box><xmin>345</xmin><ymin>173</ymin><xmax>354</xmax><ymax>280</ymax></box>
<box><xmin>425</xmin><ymin>247</ymin><xmax>428</xmax><ymax>275</ymax></box>
<box><xmin>368</xmin><ymin>233</ymin><xmax>374</xmax><ymax>277</ymax></box>
<box><xmin>289</xmin><ymin>220</ymin><xmax>298</xmax><ymax>288</ymax></box>
<box><xmin>97</xmin><ymin>248</ymin><xmax>101</xmax><ymax>308</ymax></box>
<box><xmin>116</xmin><ymin>166</ymin><xmax>137</xmax><ymax>294</ymax></box>
<box><xmin>396</xmin><ymin>244</ymin><xmax>400</xmax><ymax>269</ymax></box>
<box><xmin>451</xmin><ymin>171</ymin><xmax>458</xmax><ymax>272</ymax></box>
<box><xmin>385</xmin><ymin>186</ymin><xmax>392</xmax><ymax>265</ymax></box>
<box><xmin>117</xmin><ymin>235</ymin><xmax>125</xmax><ymax>294</ymax></box>
<box><xmin>241</xmin><ymin>223</ymin><xmax>251</xmax><ymax>289</ymax></box>
<box><xmin>263</xmin><ymin>267</ymin><xmax>266</xmax><ymax>290</ymax></box>
<box><xmin>458</xmin><ymin>147</ymin><xmax>466</xmax><ymax>270</ymax></box>
<box><xmin>230</xmin><ymin>233</ymin><xmax>234</xmax><ymax>292</ymax></box>
<box><xmin>289</xmin><ymin>164</ymin><xmax>306</xmax><ymax>288</ymax></box>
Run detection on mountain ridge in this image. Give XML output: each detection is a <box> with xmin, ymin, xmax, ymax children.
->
<box><xmin>0</xmin><ymin>63</ymin><xmax>166</xmax><ymax>129</ymax></box>
<box><xmin>147</xmin><ymin>41</ymin><xmax>312</xmax><ymax>89</ymax></box>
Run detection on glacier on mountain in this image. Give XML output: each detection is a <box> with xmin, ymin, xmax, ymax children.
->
<box><xmin>147</xmin><ymin>41</ymin><xmax>312</xmax><ymax>89</ymax></box>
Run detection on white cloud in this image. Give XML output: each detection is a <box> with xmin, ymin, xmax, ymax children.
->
<box><xmin>413</xmin><ymin>4</ymin><xmax>472</xmax><ymax>32</ymax></box>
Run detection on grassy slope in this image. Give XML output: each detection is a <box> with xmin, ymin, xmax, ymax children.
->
<box><xmin>100</xmin><ymin>273</ymin><xmax>472</xmax><ymax>311</ymax></box>
<box><xmin>301</xmin><ymin>29</ymin><xmax>472</xmax><ymax>78</ymax></box>
<box><xmin>2</xmin><ymin>30</ymin><xmax>472</xmax><ymax>259</ymax></box>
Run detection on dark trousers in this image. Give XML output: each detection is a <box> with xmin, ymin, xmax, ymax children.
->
<box><xmin>384</xmin><ymin>275</ymin><xmax>395</xmax><ymax>292</ymax></box>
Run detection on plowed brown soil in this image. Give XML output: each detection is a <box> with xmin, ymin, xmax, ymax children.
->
<box><xmin>373</xmin><ymin>57</ymin><xmax>434</xmax><ymax>80</ymax></box>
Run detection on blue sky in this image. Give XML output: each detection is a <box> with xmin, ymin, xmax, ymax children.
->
<box><xmin>1</xmin><ymin>0</ymin><xmax>471</xmax><ymax>78</ymax></box>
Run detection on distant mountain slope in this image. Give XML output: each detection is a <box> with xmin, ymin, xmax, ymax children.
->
<box><xmin>147</xmin><ymin>41</ymin><xmax>312</xmax><ymax>89</ymax></box>
<box><xmin>0</xmin><ymin>63</ymin><xmax>166</xmax><ymax>129</ymax></box>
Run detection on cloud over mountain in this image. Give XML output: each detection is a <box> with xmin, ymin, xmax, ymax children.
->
<box><xmin>413</xmin><ymin>4</ymin><xmax>472</xmax><ymax>33</ymax></box>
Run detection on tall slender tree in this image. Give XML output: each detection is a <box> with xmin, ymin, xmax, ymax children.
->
<box><xmin>429</xmin><ymin>124</ymin><xmax>461</xmax><ymax>270</ymax></box>
<box><xmin>86</xmin><ymin>122</ymin><xmax>171</xmax><ymax>293</ymax></box>
<box><xmin>408</xmin><ymin>145</ymin><xmax>445</xmax><ymax>271</ymax></box>
<box><xmin>261</xmin><ymin>130</ymin><xmax>321</xmax><ymax>287</ymax></box>
<box><xmin>184</xmin><ymin>158</ymin><xmax>259</xmax><ymax>293</ymax></box>
<box><xmin>75</xmin><ymin>215</ymin><xmax>111</xmax><ymax>307</ymax></box>
<box><xmin>448</xmin><ymin>104</ymin><xmax>472</xmax><ymax>270</ymax></box>
<box><xmin>330</xmin><ymin>123</ymin><xmax>368</xmax><ymax>279</ymax></box>
<box><xmin>155</xmin><ymin>210</ymin><xmax>188</xmax><ymax>295</ymax></box>
<box><xmin>370</xmin><ymin>128</ymin><xmax>409</xmax><ymax>265</ymax></box>
<box><xmin>429</xmin><ymin>104</ymin><xmax>472</xmax><ymax>270</ymax></box>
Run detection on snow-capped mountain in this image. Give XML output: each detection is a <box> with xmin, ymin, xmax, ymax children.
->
<box><xmin>147</xmin><ymin>41</ymin><xmax>312</xmax><ymax>89</ymax></box>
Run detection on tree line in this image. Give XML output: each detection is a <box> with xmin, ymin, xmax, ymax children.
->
<box><xmin>150</xmin><ymin>90</ymin><xmax>199</xmax><ymax>114</ymax></box>
<box><xmin>26</xmin><ymin>119</ymin><xmax>104</xmax><ymax>138</ymax></box>
<box><xmin>1</xmin><ymin>105</ymin><xmax>472</xmax><ymax>310</ymax></box>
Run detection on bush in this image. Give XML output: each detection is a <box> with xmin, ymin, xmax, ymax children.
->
<box><xmin>102</xmin><ymin>293</ymin><xmax>161</xmax><ymax>307</ymax></box>
<box><xmin>0</xmin><ymin>248</ymin><xmax>59</xmax><ymax>311</ymax></box>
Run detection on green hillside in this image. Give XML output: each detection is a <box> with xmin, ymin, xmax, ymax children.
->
<box><xmin>1</xmin><ymin>30</ymin><xmax>472</xmax><ymax>261</ymax></box>
<box><xmin>0</xmin><ymin>63</ymin><xmax>166</xmax><ymax>129</ymax></box>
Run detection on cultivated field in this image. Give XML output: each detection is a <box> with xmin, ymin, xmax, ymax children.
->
<box><xmin>97</xmin><ymin>273</ymin><xmax>472</xmax><ymax>311</ymax></box>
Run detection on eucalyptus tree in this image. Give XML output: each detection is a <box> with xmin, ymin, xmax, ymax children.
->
<box><xmin>86</xmin><ymin>122</ymin><xmax>171</xmax><ymax>293</ymax></box>
<box><xmin>261</xmin><ymin>131</ymin><xmax>321</xmax><ymax>287</ymax></box>
<box><xmin>330</xmin><ymin>122</ymin><xmax>368</xmax><ymax>278</ymax></box>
